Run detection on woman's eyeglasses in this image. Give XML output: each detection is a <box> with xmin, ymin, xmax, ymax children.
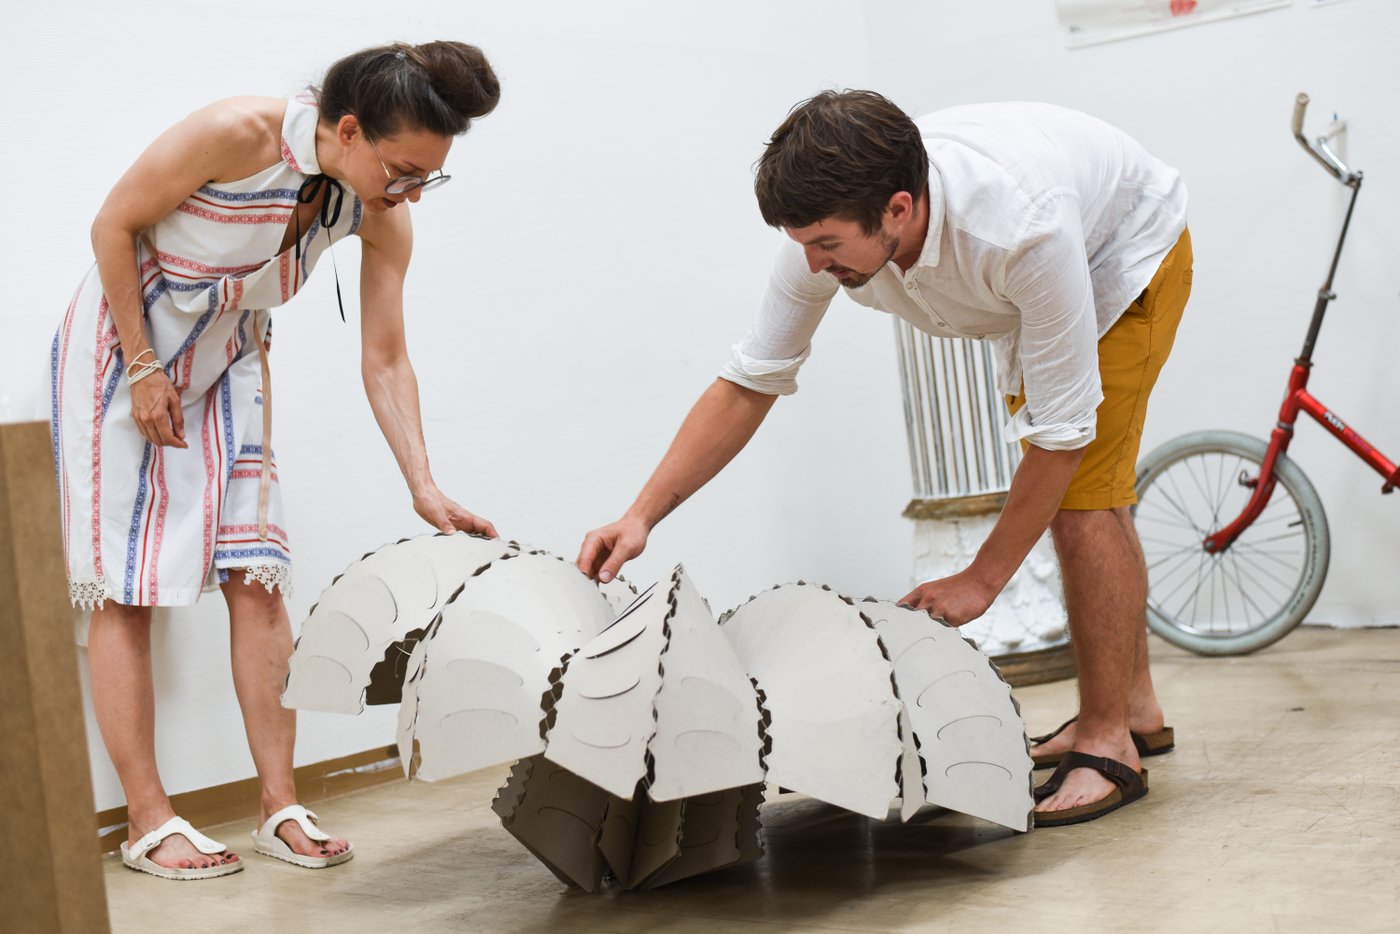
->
<box><xmin>369</xmin><ymin>136</ymin><xmax>451</xmax><ymax>195</ymax></box>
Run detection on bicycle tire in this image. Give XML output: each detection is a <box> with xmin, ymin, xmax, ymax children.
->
<box><xmin>1132</xmin><ymin>430</ymin><xmax>1330</xmax><ymax>655</ymax></box>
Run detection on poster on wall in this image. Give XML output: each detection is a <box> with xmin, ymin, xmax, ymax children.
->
<box><xmin>1057</xmin><ymin>0</ymin><xmax>1292</xmax><ymax>48</ymax></box>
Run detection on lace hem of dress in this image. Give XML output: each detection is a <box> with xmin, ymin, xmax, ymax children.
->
<box><xmin>69</xmin><ymin>578</ymin><xmax>112</xmax><ymax>611</ymax></box>
<box><xmin>234</xmin><ymin>563</ymin><xmax>293</xmax><ymax>598</ymax></box>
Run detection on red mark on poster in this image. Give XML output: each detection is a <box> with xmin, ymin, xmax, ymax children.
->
<box><xmin>1170</xmin><ymin>0</ymin><xmax>1198</xmax><ymax>14</ymax></box>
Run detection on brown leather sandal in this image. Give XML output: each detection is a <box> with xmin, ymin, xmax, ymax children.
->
<box><xmin>1032</xmin><ymin>752</ymin><xmax>1149</xmax><ymax>827</ymax></box>
<box><xmin>1029</xmin><ymin>716</ymin><xmax>1175</xmax><ymax>768</ymax></box>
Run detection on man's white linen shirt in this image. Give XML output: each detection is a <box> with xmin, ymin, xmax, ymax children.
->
<box><xmin>720</xmin><ymin>101</ymin><xmax>1188</xmax><ymax>451</ymax></box>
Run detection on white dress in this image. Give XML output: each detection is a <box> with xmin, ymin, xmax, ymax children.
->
<box><xmin>49</xmin><ymin>97</ymin><xmax>361</xmax><ymax>609</ymax></box>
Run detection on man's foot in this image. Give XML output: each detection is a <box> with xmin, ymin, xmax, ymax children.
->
<box><xmin>1033</xmin><ymin>751</ymin><xmax>1148</xmax><ymax>827</ymax></box>
<box><xmin>1029</xmin><ymin>707</ymin><xmax>1168</xmax><ymax>763</ymax></box>
<box><xmin>1033</xmin><ymin>734</ymin><xmax>1142</xmax><ymax>819</ymax></box>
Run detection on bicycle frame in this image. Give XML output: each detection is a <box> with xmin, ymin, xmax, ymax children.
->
<box><xmin>1203</xmin><ymin>96</ymin><xmax>1400</xmax><ymax>555</ymax></box>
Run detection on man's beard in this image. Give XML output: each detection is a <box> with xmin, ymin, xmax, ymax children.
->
<box><xmin>834</xmin><ymin>231</ymin><xmax>900</xmax><ymax>289</ymax></box>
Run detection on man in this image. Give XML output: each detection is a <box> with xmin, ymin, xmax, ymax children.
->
<box><xmin>576</xmin><ymin>91</ymin><xmax>1191</xmax><ymax>826</ymax></box>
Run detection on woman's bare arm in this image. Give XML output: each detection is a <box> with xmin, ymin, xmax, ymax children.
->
<box><xmin>356</xmin><ymin>203</ymin><xmax>497</xmax><ymax>537</ymax></box>
<box><xmin>91</xmin><ymin>100</ymin><xmax>277</xmax><ymax>447</ymax></box>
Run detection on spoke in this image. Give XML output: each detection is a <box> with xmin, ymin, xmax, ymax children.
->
<box><xmin>1199</xmin><ymin>452</ymin><xmax>1241</xmax><ymax>529</ymax></box>
<box><xmin>1221</xmin><ymin>549</ymin><xmax>1270</xmax><ymax>625</ymax></box>
<box><xmin>1177</xmin><ymin>549</ymin><xmax>1213</xmax><ymax>622</ymax></box>
<box><xmin>1209</xmin><ymin>549</ymin><xmax>1219</xmax><ymax>627</ymax></box>
<box><xmin>1178</xmin><ymin>457</ymin><xmax>1219</xmax><ymax>531</ymax></box>
<box><xmin>1152</xmin><ymin>472</ymin><xmax>1209</xmax><ymax>534</ymax></box>
<box><xmin>1232</xmin><ymin>542</ymin><xmax>1305</xmax><ymax>573</ymax></box>
<box><xmin>1230</xmin><ymin>547</ymin><xmax>1303</xmax><ymax>594</ymax></box>
<box><xmin>1247</xmin><ymin>512</ymin><xmax>1304</xmax><ymax>531</ymax></box>
<box><xmin>1215</xmin><ymin>552</ymin><xmax>1281</xmax><ymax>617</ymax></box>
<box><xmin>1135</xmin><ymin>506</ymin><xmax>1209</xmax><ymax>532</ymax></box>
<box><xmin>1225</xmin><ymin>556</ymin><xmax>1290</xmax><ymax>616</ymax></box>
<box><xmin>1151</xmin><ymin>548</ymin><xmax>1208</xmax><ymax>602</ymax></box>
<box><xmin>1142</xmin><ymin>539</ymin><xmax>1206</xmax><ymax>561</ymax></box>
<box><xmin>1142</xmin><ymin>446</ymin><xmax>1312</xmax><ymax>639</ymax></box>
<box><xmin>1219</xmin><ymin>553</ymin><xmax>1235</xmax><ymax>629</ymax></box>
<box><xmin>1211</xmin><ymin>453</ymin><xmax>1233</xmax><ymax>527</ymax></box>
<box><xmin>1243</xmin><ymin>532</ymin><xmax>1304</xmax><ymax>548</ymax></box>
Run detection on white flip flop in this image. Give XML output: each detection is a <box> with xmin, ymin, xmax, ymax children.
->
<box><xmin>251</xmin><ymin>804</ymin><xmax>353</xmax><ymax>869</ymax></box>
<box><xmin>120</xmin><ymin>816</ymin><xmax>244</xmax><ymax>880</ymax></box>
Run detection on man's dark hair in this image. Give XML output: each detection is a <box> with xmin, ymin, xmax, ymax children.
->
<box><xmin>755</xmin><ymin>90</ymin><xmax>928</xmax><ymax>235</ymax></box>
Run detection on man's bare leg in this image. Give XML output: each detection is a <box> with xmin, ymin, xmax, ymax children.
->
<box><xmin>88</xmin><ymin>603</ymin><xmax>238</xmax><ymax>869</ymax></box>
<box><xmin>1034</xmin><ymin>506</ymin><xmax>1163</xmax><ymax>813</ymax></box>
<box><xmin>1031</xmin><ymin>506</ymin><xmax>1166</xmax><ymax>760</ymax></box>
<box><xmin>223</xmin><ymin>571</ymin><xmax>349</xmax><ymax>859</ymax></box>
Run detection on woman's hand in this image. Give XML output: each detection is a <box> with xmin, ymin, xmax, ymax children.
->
<box><xmin>130</xmin><ymin>372</ymin><xmax>188</xmax><ymax>448</ymax></box>
<box><xmin>412</xmin><ymin>486</ymin><xmax>498</xmax><ymax>538</ymax></box>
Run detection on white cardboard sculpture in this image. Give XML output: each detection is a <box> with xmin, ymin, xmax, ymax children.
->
<box><xmin>547</xmin><ymin>567</ymin><xmax>766</xmax><ymax>801</ymax></box>
<box><xmin>281</xmin><ymin>533</ymin><xmax>516</xmax><ymax>714</ymax></box>
<box><xmin>395</xmin><ymin>549</ymin><xmax>618</xmax><ymax>782</ymax></box>
<box><xmin>282</xmin><ymin>538</ymin><xmax>1035</xmax><ymax>892</ymax></box>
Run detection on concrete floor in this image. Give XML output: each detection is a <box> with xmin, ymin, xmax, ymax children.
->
<box><xmin>103</xmin><ymin>627</ymin><xmax>1400</xmax><ymax>934</ymax></box>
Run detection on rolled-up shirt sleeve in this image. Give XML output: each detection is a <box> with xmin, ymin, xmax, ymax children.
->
<box><xmin>999</xmin><ymin>195</ymin><xmax>1103</xmax><ymax>451</ymax></box>
<box><xmin>719</xmin><ymin>239</ymin><xmax>838</xmax><ymax>396</ymax></box>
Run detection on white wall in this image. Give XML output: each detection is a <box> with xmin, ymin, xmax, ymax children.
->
<box><xmin>863</xmin><ymin>0</ymin><xmax>1400</xmax><ymax>627</ymax></box>
<box><xmin>4</xmin><ymin>0</ymin><xmax>1395</xmax><ymax>812</ymax></box>
<box><xmin>3</xmin><ymin>0</ymin><xmax>891</xmax><ymax>811</ymax></box>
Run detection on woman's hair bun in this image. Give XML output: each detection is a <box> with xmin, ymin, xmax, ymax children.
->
<box><xmin>318</xmin><ymin>41</ymin><xmax>500</xmax><ymax>139</ymax></box>
<box><xmin>408</xmin><ymin>41</ymin><xmax>500</xmax><ymax>123</ymax></box>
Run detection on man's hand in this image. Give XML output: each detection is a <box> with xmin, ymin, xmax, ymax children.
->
<box><xmin>577</xmin><ymin>516</ymin><xmax>649</xmax><ymax>583</ymax></box>
<box><xmin>412</xmin><ymin>487</ymin><xmax>498</xmax><ymax>538</ymax></box>
<box><xmin>130</xmin><ymin>372</ymin><xmax>188</xmax><ymax>448</ymax></box>
<box><xmin>898</xmin><ymin>568</ymin><xmax>1000</xmax><ymax>627</ymax></box>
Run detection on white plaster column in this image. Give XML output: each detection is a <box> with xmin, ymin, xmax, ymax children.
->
<box><xmin>894</xmin><ymin>323</ymin><xmax>1070</xmax><ymax>660</ymax></box>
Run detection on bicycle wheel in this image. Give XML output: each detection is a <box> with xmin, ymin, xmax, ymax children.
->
<box><xmin>1132</xmin><ymin>430</ymin><xmax>1330</xmax><ymax>655</ymax></box>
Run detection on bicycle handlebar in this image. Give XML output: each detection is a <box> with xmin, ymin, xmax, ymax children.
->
<box><xmin>1293</xmin><ymin>91</ymin><xmax>1360</xmax><ymax>186</ymax></box>
<box><xmin>1292</xmin><ymin>92</ymin><xmax>1309</xmax><ymax>138</ymax></box>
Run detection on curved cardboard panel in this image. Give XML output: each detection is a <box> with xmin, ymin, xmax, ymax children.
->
<box><xmin>397</xmin><ymin>550</ymin><xmax>616</xmax><ymax>782</ymax></box>
<box><xmin>282</xmin><ymin>533</ymin><xmax>516</xmax><ymax>713</ymax></box>
<box><xmin>647</xmin><ymin>566</ymin><xmax>765</xmax><ymax>802</ymax></box>
<box><xmin>720</xmin><ymin>584</ymin><xmax>904</xmax><ymax>819</ymax></box>
<box><xmin>859</xmin><ymin>598</ymin><xmax>1034</xmax><ymax>832</ymax></box>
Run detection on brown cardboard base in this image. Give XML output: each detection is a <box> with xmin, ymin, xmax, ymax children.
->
<box><xmin>494</xmin><ymin>755</ymin><xmax>766</xmax><ymax>892</ymax></box>
<box><xmin>1</xmin><ymin>421</ymin><xmax>111</xmax><ymax>933</ymax></box>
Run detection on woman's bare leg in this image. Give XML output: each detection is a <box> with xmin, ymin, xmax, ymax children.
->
<box><xmin>222</xmin><ymin>571</ymin><xmax>349</xmax><ymax>858</ymax></box>
<box><xmin>87</xmin><ymin>602</ymin><xmax>236</xmax><ymax>869</ymax></box>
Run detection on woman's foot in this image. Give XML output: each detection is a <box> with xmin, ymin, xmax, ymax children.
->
<box><xmin>142</xmin><ymin>833</ymin><xmax>241</xmax><ymax>870</ymax></box>
<box><xmin>122</xmin><ymin>815</ymin><xmax>242</xmax><ymax>879</ymax></box>
<box><xmin>265</xmin><ymin>812</ymin><xmax>351</xmax><ymax>860</ymax></box>
<box><xmin>253</xmin><ymin>804</ymin><xmax>352</xmax><ymax>868</ymax></box>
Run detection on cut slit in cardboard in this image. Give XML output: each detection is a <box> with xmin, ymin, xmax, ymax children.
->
<box><xmin>281</xmin><ymin>533</ymin><xmax>517</xmax><ymax>714</ymax></box>
<box><xmin>395</xmin><ymin>549</ymin><xmax>616</xmax><ymax>782</ymax></box>
<box><xmin>283</xmin><ymin>537</ymin><xmax>1035</xmax><ymax>892</ymax></box>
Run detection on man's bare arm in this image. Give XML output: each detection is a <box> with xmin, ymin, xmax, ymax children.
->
<box><xmin>576</xmin><ymin>378</ymin><xmax>777</xmax><ymax>582</ymax></box>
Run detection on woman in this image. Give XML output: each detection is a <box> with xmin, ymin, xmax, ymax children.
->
<box><xmin>49</xmin><ymin>41</ymin><xmax>500</xmax><ymax>879</ymax></box>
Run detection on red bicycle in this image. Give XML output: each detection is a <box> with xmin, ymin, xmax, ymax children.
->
<box><xmin>1133</xmin><ymin>93</ymin><xmax>1399</xmax><ymax>656</ymax></box>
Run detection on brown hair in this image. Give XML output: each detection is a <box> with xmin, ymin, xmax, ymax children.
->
<box><xmin>755</xmin><ymin>90</ymin><xmax>928</xmax><ymax>234</ymax></box>
<box><xmin>317</xmin><ymin>41</ymin><xmax>500</xmax><ymax>140</ymax></box>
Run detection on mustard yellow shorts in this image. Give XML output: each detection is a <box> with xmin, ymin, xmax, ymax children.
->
<box><xmin>1007</xmin><ymin>228</ymin><xmax>1193</xmax><ymax>510</ymax></box>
